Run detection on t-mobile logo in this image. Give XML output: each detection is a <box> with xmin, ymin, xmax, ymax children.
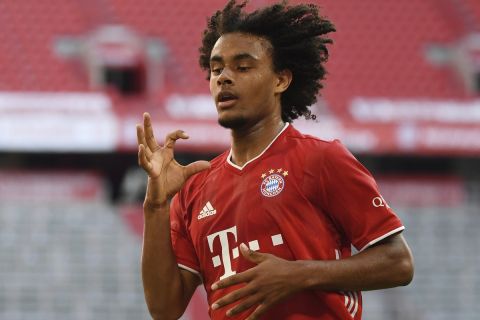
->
<box><xmin>207</xmin><ymin>226</ymin><xmax>285</xmax><ymax>280</ymax></box>
<box><xmin>207</xmin><ymin>226</ymin><xmax>239</xmax><ymax>280</ymax></box>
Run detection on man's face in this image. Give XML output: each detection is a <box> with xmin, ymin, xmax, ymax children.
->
<box><xmin>209</xmin><ymin>33</ymin><xmax>283</xmax><ymax>130</ymax></box>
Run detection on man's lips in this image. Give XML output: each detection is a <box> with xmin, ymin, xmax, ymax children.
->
<box><xmin>217</xmin><ymin>91</ymin><xmax>239</xmax><ymax>109</ymax></box>
<box><xmin>218</xmin><ymin>98</ymin><xmax>238</xmax><ymax>109</ymax></box>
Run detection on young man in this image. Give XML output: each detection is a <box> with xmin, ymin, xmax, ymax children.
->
<box><xmin>137</xmin><ymin>1</ymin><xmax>414</xmax><ymax>319</ymax></box>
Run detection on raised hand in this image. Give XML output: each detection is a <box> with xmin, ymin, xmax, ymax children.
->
<box><xmin>136</xmin><ymin>112</ymin><xmax>210</xmax><ymax>206</ymax></box>
<box><xmin>210</xmin><ymin>243</ymin><xmax>303</xmax><ymax>320</ymax></box>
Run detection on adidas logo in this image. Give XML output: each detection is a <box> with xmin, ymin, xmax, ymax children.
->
<box><xmin>197</xmin><ymin>201</ymin><xmax>216</xmax><ymax>220</ymax></box>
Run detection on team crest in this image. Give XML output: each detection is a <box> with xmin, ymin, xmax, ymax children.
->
<box><xmin>260</xmin><ymin>168</ymin><xmax>288</xmax><ymax>197</ymax></box>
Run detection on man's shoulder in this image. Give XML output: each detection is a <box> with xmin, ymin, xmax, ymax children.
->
<box><xmin>282</xmin><ymin>125</ymin><xmax>356</xmax><ymax>170</ymax></box>
<box><xmin>174</xmin><ymin>151</ymin><xmax>228</xmax><ymax>207</ymax></box>
<box><xmin>184</xmin><ymin>151</ymin><xmax>228</xmax><ymax>186</ymax></box>
<box><xmin>286</xmin><ymin>124</ymin><xmax>340</xmax><ymax>152</ymax></box>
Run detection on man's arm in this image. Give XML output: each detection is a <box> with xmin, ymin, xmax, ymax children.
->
<box><xmin>210</xmin><ymin>232</ymin><xmax>413</xmax><ymax>320</ymax></box>
<box><xmin>137</xmin><ymin>113</ymin><xmax>210</xmax><ymax>319</ymax></box>
<box><xmin>142</xmin><ymin>201</ymin><xmax>201</xmax><ymax>319</ymax></box>
<box><xmin>299</xmin><ymin>232</ymin><xmax>413</xmax><ymax>291</ymax></box>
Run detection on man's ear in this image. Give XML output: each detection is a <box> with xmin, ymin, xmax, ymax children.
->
<box><xmin>274</xmin><ymin>69</ymin><xmax>293</xmax><ymax>94</ymax></box>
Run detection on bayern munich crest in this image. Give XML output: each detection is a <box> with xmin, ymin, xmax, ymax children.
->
<box><xmin>260</xmin><ymin>168</ymin><xmax>288</xmax><ymax>197</ymax></box>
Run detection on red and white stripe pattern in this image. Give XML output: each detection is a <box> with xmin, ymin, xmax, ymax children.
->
<box><xmin>343</xmin><ymin>291</ymin><xmax>359</xmax><ymax>318</ymax></box>
<box><xmin>335</xmin><ymin>249</ymin><xmax>360</xmax><ymax>319</ymax></box>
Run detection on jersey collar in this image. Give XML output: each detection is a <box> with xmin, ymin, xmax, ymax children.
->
<box><xmin>226</xmin><ymin>122</ymin><xmax>290</xmax><ymax>171</ymax></box>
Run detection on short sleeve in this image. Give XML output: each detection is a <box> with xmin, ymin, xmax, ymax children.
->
<box><xmin>320</xmin><ymin>140</ymin><xmax>404</xmax><ymax>251</ymax></box>
<box><xmin>170</xmin><ymin>194</ymin><xmax>202</xmax><ymax>277</ymax></box>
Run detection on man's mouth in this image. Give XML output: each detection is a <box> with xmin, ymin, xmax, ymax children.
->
<box><xmin>217</xmin><ymin>92</ymin><xmax>238</xmax><ymax>108</ymax></box>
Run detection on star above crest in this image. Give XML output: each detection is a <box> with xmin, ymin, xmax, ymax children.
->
<box><xmin>261</xmin><ymin>168</ymin><xmax>288</xmax><ymax>179</ymax></box>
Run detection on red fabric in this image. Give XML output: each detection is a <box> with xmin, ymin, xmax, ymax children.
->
<box><xmin>170</xmin><ymin>124</ymin><xmax>404</xmax><ymax>320</ymax></box>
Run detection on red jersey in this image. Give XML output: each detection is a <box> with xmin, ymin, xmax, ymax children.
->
<box><xmin>170</xmin><ymin>124</ymin><xmax>404</xmax><ymax>320</ymax></box>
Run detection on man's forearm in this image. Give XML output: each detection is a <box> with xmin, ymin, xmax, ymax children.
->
<box><xmin>141</xmin><ymin>201</ymin><xmax>192</xmax><ymax>319</ymax></box>
<box><xmin>296</xmin><ymin>233</ymin><xmax>414</xmax><ymax>292</ymax></box>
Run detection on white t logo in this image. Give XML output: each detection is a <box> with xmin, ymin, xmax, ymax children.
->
<box><xmin>207</xmin><ymin>226</ymin><xmax>239</xmax><ymax>280</ymax></box>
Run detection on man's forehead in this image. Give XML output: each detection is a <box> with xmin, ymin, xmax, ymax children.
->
<box><xmin>210</xmin><ymin>33</ymin><xmax>272</xmax><ymax>60</ymax></box>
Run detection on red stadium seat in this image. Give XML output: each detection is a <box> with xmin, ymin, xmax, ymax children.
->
<box><xmin>0</xmin><ymin>0</ymin><xmax>475</xmax><ymax>120</ymax></box>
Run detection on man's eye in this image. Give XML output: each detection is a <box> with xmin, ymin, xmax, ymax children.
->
<box><xmin>211</xmin><ymin>68</ymin><xmax>222</xmax><ymax>75</ymax></box>
<box><xmin>238</xmin><ymin>66</ymin><xmax>250</xmax><ymax>72</ymax></box>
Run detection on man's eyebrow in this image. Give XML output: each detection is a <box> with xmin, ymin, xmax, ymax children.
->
<box><xmin>232</xmin><ymin>53</ymin><xmax>258</xmax><ymax>61</ymax></box>
<box><xmin>210</xmin><ymin>53</ymin><xmax>258</xmax><ymax>63</ymax></box>
<box><xmin>210</xmin><ymin>55</ymin><xmax>223</xmax><ymax>63</ymax></box>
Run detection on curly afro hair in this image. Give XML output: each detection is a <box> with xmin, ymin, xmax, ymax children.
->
<box><xmin>199</xmin><ymin>0</ymin><xmax>335</xmax><ymax>122</ymax></box>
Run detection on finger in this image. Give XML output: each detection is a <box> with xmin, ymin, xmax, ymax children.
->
<box><xmin>136</xmin><ymin>124</ymin><xmax>153</xmax><ymax>159</ymax></box>
<box><xmin>211</xmin><ymin>269</ymin><xmax>252</xmax><ymax>291</ymax></box>
<box><xmin>211</xmin><ymin>285</ymin><xmax>255</xmax><ymax>311</ymax></box>
<box><xmin>225</xmin><ymin>293</ymin><xmax>262</xmax><ymax>317</ymax></box>
<box><xmin>184</xmin><ymin>160</ymin><xmax>211</xmax><ymax>179</ymax></box>
<box><xmin>240</xmin><ymin>243</ymin><xmax>268</xmax><ymax>264</ymax></box>
<box><xmin>246</xmin><ymin>303</ymin><xmax>269</xmax><ymax>320</ymax></box>
<box><xmin>138</xmin><ymin>144</ymin><xmax>153</xmax><ymax>173</ymax></box>
<box><xmin>136</xmin><ymin>124</ymin><xmax>143</xmax><ymax>145</ymax></box>
<box><xmin>164</xmin><ymin>130</ymin><xmax>189</xmax><ymax>149</ymax></box>
<box><xmin>143</xmin><ymin>112</ymin><xmax>161</xmax><ymax>152</ymax></box>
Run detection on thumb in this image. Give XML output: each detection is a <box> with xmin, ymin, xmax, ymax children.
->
<box><xmin>184</xmin><ymin>160</ymin><xmax>211</xmax><ymax>179</ymax></box>
<box><xmin>240</xmin><ymin>243</ymin><xmax>266</xmax><ymax>264</ymax></box>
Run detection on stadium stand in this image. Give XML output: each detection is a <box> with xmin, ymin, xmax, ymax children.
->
<box><xmin>0</xmin><ymin>0</ymin><xmax>471</xmax><ymax>103</ymax></box>
<box><xmin>0</xmin><ymin>172</ymin><xmax>151</xmax><ymax>320</ymax></box>
<box><xmin>1</xmin><ymin>1</ymin><xmax>480</xmax><ymax>319</ymax></box>
<box><xmin>0</xmin><ymin>201</ymin><xmax>150</xmax><ymax>320</ymax></box>
<box><xmin>2</xmin><ymin>0</ymin><xmax>479</xmax><ymax>154</ymax></box>
<box><xmin>0</xmin><ymin>0</ymin><xmax>89</xmax><ymax>91</ymax></box>
<box><xmin>364</xmin><ymin>204</ymin><xmax>480</xmax><ymax>320</ymax></box>
<box><xmin>1</xmin><ymin>172</ymin><xmax>479</xmax><ymax>319</ymax></box>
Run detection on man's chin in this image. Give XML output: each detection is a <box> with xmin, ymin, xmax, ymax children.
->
<box><xmin>218</xmin><ymin>116</ymin><xmax>248</xmax><ymax>130</ymax></box>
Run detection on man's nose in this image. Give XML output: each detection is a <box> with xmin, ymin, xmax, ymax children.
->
<box><xmin>217</xmin><ymin>69</ymin><xmax>233</xmax><ymax>86</ymax></box>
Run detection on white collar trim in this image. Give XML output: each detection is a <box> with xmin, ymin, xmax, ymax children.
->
<box><xmin>226</xmin><ymin>123</ymin><xmax>290</xmax><ymax>171</ymax></box>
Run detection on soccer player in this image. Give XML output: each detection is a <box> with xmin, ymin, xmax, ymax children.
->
<box><xmin>137</xmin><ymin>1</ymin><xmax>414</xmax><ymax>319</ymax></box>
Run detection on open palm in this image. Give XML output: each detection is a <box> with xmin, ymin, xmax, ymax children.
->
<box><xmin>136</xmin><ymin>113</ymin><xmax>210</xmax><ymax>204</ymax></box>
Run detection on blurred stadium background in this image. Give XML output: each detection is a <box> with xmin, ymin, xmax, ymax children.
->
<box><xmin>0</xmin><ymin>0</ymin><xmax>479</xmax><ymax>319</ymax></box>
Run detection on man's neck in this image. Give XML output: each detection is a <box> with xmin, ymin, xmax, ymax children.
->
<box><xmin>230</xmin><ymin>117</ymin><xmax>286</xmax><ymax>167</ymax></box>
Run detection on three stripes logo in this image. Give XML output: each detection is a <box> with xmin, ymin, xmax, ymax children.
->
<box><xmin>343</xmin><ymin>291</ymin><xmax>359</xmax><ymax>318</ymax></box>
<box><xmin>335</xmin><ymin>249</ymin><xmax>359</xmax><ymax>318</ymax></box>
<box><xmin>197</xmin><ymin>201</ymin><xmax>216</xmax><ymax>220</ymax></box>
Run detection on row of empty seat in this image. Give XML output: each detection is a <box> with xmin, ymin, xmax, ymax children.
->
<box><xmin>0</xmin><ymin>201</ymin><xmax>151</xmax><ymax>320</ymax></box>
<box><xmin>1</xmin><ymin>189</ymin><xmax>480</xmax><ymax>319</ymax></box>
<box><xmin>0</xmin><ymin>0</ymin><xmax>476</xmax><ymax>118</ymax></box>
